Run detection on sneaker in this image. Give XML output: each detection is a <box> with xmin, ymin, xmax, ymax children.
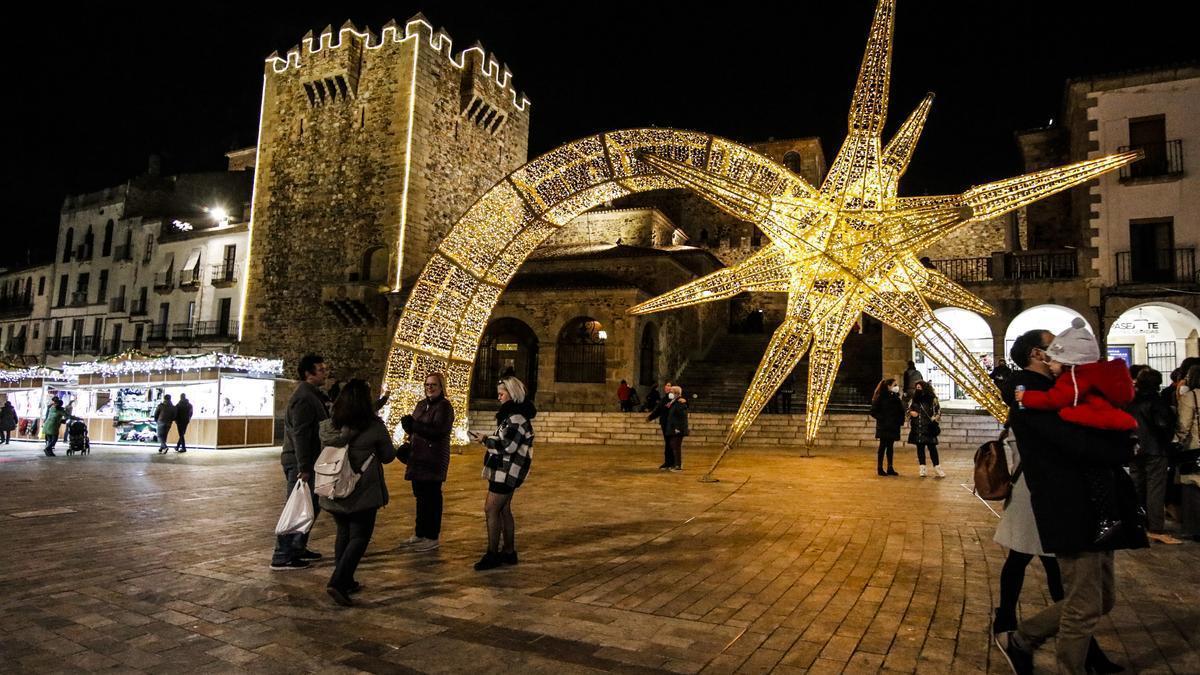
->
<box><xmin>658</xmin><ymin>464</ymin><xmax>670</xmax><ymax>470</ymax></box>
<box><xmin>411</xmin><ymin>539</ymin><xmax>440</xmax><ymax>552</ymax></box>
<box><xmin>398</xmin><ymin>535</ymin><xmax>426</xmax><ymax>549</ymax></box>
<box><xmin>326</xmin><ymin>585</ymin><xmax>353</xmax><ymax>607</ymax></box>
<box><xmin>934</xmin><ymin>465</ymin><xmax>945</xmax><ymax>478</ymax></box>
<box><xmin>474</xmin><ymin>552</ymin><xmax>503</xmax><ymax>571</ymax></box>
<box><xmin>296</xmin><ymin>549</ymin><xmax>323</xmax><ymax>561</ymax></box>
<box><xmin>669</xmin><ymin>466</ymin><xmax>682</xmax><ymax>472</ymax></box>
<box><xmin>501</xmin><ymin>550</ymin><xmax>519</xmax><ymax>566</ymax></box>
<box><xmin>175</xmin><ymin>448</ymin><xmax>187</xmax><ymax>453</ymax></box>
<box><xmin>998</xmin><ymin>633</ymin><xmax>1034</xmax><ymax>675</ymax></box>
<box><xmin>919</xmin><ymin>465</ymin><xmax>927</xmax><ymax>478</ymax></box>
<box><xmin>269</xmin><ymin>559</ymin><xmax>310</xmax><ymax>571</ymax></box>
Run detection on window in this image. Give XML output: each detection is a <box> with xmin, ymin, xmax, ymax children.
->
<box><xmin>83</xmin><ymin>226</ymin><xmax>95</xmax><ymax>260</ymax></box>
<box><xmin>56</xmin><ymin>275</ymin><xmax>68</xmax><ymax>307</ymax></box>
<box><xmin>111</xmin><ymin>323</ymin><xmax>123</xmax><ymax>353</ymax></box>
<box><xmin>97</xmin><ymin>270</ymin><xmax>109</xmax><ymax>303</ymax></box>
<box><xmin>143</xmin><ymin>234</ymin><xmax>155</xmax><ymax>264</ymax></box>
<box><xmin>473</xmin><ymin>317</ymin><xmax>539</xmax><ymax>398</ymax></box>
<box><xmin>1123</xmin><ymin>218</ymin><xmax>1178</xmax><ymax>284</ymax></box>
<box><xmin>186</xmin><ymin>301</ymin><xmax>196</xmax><ymax>326</ymax></box>
<box><xmin>1128</xmin><ymin>115</ymin><xmax>1167</xmax><ymax>178</ymax></box>
<box><xmin>217</xmin><ymin>297</ymin><xmax>233</xmax><ymax>334</ymax></box>
<box><xmin>699</xmin><ymin>229</ymin><xmax>709</xmax><ymax>246</ymax></box>
<box><xmin>102</xmin><ymin>220</ymin><xmax>114</xmax><ymax>257</ymax></box>
<box><xmin>32</xmin><ymin>323</ymin><xmax>39</xmax><ymax>339</ymax></box>
<box><xmin>62</xmin><ymin>228</ymin><xmax>74</xmax><ymax>263</ymax></box>
<box><xmin>362</xmin><ymin>246</ymin><xmax>388</xmax><ymax>283</ymax></box>
<box><xmin>38</xmin><ymin>276</ymin><xmax>45</xmax><ymax>295</ymax></box>
<box><xmin>76</xmin><ymin>273</ymin><xmax>90</xmax><ymax>296</ymax></box>
<box><xmin>639</xmin><ymin>324</ymin><xmax>657</xmax><ymax>386</ymax></box>
<box><xmin>555</xmin><ymin>317</ymin><xmax>607</xmax><ymax>383</ymax></box>
<box><xmin>92</xmin><ymin>318</ymin><xmax>103</xmax><ymax>346</ymax></box>
<box><xmin>783</xmin><ymin>151</ymin><xmax>804</xmax><ymax>175</ymax></box>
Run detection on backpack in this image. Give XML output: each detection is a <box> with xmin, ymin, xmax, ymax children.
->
<box><xmin>313</xmin><ymin>444</ymin><xmax>373</xmax><ymax>499</ymax></box>
<box><xmin>973</xmin><ymin>430</ymin><xmax>1020</xmax><ymax>501</ymax></box>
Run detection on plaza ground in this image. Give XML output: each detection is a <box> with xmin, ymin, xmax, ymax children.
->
<box><xmin>1</xmin><ymin>439</ymin><xmax>1197</xmax><ymax>674</ymax></box>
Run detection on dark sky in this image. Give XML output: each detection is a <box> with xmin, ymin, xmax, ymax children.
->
<box><xmin>7</xmin><ymin>1</ymin><xmax>1195</xmax><ymax>267</ymax></box>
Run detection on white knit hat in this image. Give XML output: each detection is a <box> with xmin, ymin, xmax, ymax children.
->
<box><xmin>1045</xmin><ymin>317</ymin><xmax>1099</xmax><ymax>366</ymax></box>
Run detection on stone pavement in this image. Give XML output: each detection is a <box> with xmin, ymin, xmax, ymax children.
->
<box><xmin>1</xmin><ymin>438</ymin><xmax>1197</xmax><ymax>674</ymax></box>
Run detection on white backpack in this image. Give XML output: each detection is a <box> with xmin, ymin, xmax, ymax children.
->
<box><xmin>313</xmin><ymin>444</ymin><xmax>373</xmax><ymax>499</ymax></box>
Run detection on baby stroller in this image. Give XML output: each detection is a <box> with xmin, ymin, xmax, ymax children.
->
<box><xmin>66</xmin><ymin>418</ymin><xmax>90</xmax><ymax>456</ymax></box>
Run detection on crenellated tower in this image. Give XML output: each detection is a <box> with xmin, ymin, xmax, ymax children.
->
<box><xmin>239</xmin><ymin>15</ymin><xmax>531</xmax><ymax>379</ymax></box>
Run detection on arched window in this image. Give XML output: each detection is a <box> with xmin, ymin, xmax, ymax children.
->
<box><xmin>24</xmin><ymin>277</ymin><xmax>32</xmax><ymax>303</ymax></box>
<box><xmin>751</xmin><ymin>227</ymin><xmax>763</xmax><ymax>247</ymax></box>
<box><xmin>83</xmin><ymin>226</ymin><xmax>95</xmax><ymax>260</ymax></box>
<box><xmin>783</xmin><ymin>151</ymin><xmax>803</xmax><ymax>175</ymax></box>
<box><xmin>698</xmin><ymin>229</ymin><xmax>709</xmax><ymax>246</ymax></box>
<box><xmin>556</xmin><ymin>317</ymin><xmax>606</xmax><ymax>383</ymax></box>
<box><xmin>102</xmin><ymin>220</ymin><xmax>115</xmax><ymax>257</ymax></box>
<box><xmin>361</xmin><ymin>246</ymin><xmax>388</xmax><ymax>283</ymax></box>
<box><xmin>639</xmin><ymin>323</ymin><xmax>657</xmax><ymax>386</ymax></box>
<box><xmin>473</xmin><ymin>317</ymin><xmax>539</xmax><ymax>399</ymax></box>
<box><xmin>62</xmin><ymin>228</ymin><xmax>75</xmax><ymax>263</ymax></box>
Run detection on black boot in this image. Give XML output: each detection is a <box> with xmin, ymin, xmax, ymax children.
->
<box><xmin>1086</xmin><ymin>640</ymin><xmax>1124</xmax><ymax>674</ymax></box>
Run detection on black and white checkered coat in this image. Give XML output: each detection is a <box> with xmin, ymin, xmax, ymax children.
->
<box><xmin>482</xmin><ymin>400</ymin><xmax>535</xmax><ymax>489</ymax></box>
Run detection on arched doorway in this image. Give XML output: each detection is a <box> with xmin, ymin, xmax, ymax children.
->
<box><xmin>472</xmin><ymin>318</ymin><xmax>538</xmax><ymax>399</ymax></box>
<box><xmin>556</xmin><ymin>317</ymin><xmax>606</xmax><ymax>383</ymax></box>
<box><xmin>639</xmin><ymin>323</ymin><xmax>657</xmax><ymax>387</ymax></box>
<box><xmin>915</xmin><ymin>308</ymin><xmax>993</xmax><ymax>409</ymax></box>
<box><xmin>1004</xmin><ymin>304</ymin><xmax>1093</xmax><ymax>365</ymax></box>
<box><xmin>1107</xmin><ymin>302</ymin><xmax>1200</xmax><ymax>375</ymax></box>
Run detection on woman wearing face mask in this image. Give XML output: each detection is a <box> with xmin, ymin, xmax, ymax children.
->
<box><xmin>663</xmin><ymin>386</ymin><xmax>689</xmax><ymax>471</ymax></box>
<box><xmin>907</xmin><ymin>380</ymin><xmax>944</xmax><ymax>478</ymax></box>
<box><xmin>870</xmin><ymin>378</ymin><xmax>904</xmax><ymax>476</ymax></box>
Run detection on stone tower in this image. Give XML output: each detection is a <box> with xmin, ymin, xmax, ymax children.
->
<box><xmin>240</xmin><ymin>16</ymin><xmax>530</xmax><ymax>378</ymax></box>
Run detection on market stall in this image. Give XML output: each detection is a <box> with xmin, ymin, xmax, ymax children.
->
<box><xmin>0</xmin><ymin>365</ymin><xmax>73</xmax><ymax>440</ymax></box>
<box><xmin>62</xmin><ymin>352</ymin><xmax>284</xmax><ymax>448</ymax></box>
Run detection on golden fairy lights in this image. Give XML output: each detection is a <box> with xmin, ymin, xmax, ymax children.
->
<box><xmin>383</xmin><ymin>0</ymin><xmax>1139</xmax><ymax>455</ymax></box>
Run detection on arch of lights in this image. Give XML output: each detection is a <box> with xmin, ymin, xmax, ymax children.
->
<box><xmin>383</xmin><ymin>0</ymin><xmax>1140</xmax><ymax>479</ymax></box>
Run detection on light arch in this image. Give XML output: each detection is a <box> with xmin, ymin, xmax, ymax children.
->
<box><xmin>382</xmin><ymin>128</ymin><xmax>800</xmax><ymax>442</ymax></box>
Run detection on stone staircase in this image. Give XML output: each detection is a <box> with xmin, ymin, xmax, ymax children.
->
<box><xmin>466</xmin><ymin>410</ymin><xmax>1003</xmax><ymax>452</ymax></box>
<box><xmin>676</xmin><ymin>332</ymin><xmax>871</xmax><ymax>413</ymax></box>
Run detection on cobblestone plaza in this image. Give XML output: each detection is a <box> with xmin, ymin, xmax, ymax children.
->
<box><xmin>2</xmin><ymin>441</ymin><xmax>1196</xmax><ymax>673</ymax></box>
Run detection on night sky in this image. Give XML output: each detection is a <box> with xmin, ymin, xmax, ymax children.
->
<box><xmin>7</xmin><ymin>1</ymin><xmax>1195</xmax><ymax>268</ymax></box>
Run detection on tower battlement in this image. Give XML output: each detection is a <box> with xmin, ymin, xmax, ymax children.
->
<box><xmin>266</xmin><ymin>15</ymin><xmax>530</xmax><ymax>112</ymax></box>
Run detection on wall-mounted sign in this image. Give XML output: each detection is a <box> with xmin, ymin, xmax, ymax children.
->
<box><xmin>496</xmin><ymin>343</ymin><xmax>519</xmax><ymax>352</ymax></box>
<box><xmin>1107</xmin><ymin>345</ymin><xmax>1133</xmax><ymax>363</ymax></box>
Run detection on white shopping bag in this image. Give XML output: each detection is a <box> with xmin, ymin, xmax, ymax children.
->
<box><xmin>274</xmin><ymin>479</ymin><xmax>315</xmax><ymax>536</ymax></box>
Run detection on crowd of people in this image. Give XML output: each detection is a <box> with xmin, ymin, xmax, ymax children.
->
<box><xmin>271</xmin><ymin>354</ymin><xmax>536</xmax><ymax>607</ymax></box>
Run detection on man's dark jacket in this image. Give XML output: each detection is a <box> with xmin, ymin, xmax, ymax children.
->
<box><xmin>281</xmin><ymin>382</ymin><xmax>329</xmax><ymax>474</ymax></box>
<box><xmin>175</xmin><ymin>399</ymin><xmax>194</xmax><ymax>428</ymax></box>
<box><xmin>1007</xmin><ymin>368</ymin><xmax>1148</xmax><ymax>554</ymax></box>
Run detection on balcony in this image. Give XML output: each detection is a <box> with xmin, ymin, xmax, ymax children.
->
<box><xmin>69</xmin><ymin>291</ymin><xmax>89</xmax><ymax>307</ymax></box>
<box><xmin>109</xmin><ymin>296</ymin><xmax>126</xmax><ymax>313</ymax></box>
<box><xmin>148</xmin><ymin>324</ymin><xmax>169</xmax><ymax>342</ymax></box>
<box><xmin>929</xmin><ymin>256</ymin><xmax>992</xmax><ymax>283</ymax></box>
<box><xmin>153</xmin><ymin>272</ymin><xmax>174</xmax><ymax>291</ymax></box>
<box><xmin>1116</xmin><ymin>248</ymin><xmax>1196</xmax><ymax>286</ymax></box>
<box><xmin>210</xmin><ymin>263</ymin><xmax>239</xmax><ymax>286</ymax></box>
<box><xmin>113</xmin><ymin>244</ymin><xmax>133</xmax><ymax>262</ymax></box>
<box><xmin>120</xmin><ymin>339</ymin><xmax>146</xmax><ymax>352</ymax></box>
<box><xmin>4</xmin><ymin>337</ymin><xmax>26</xmax><ymax>354</ymax></box>
<box><xmin>171</xmin><ymin>322</ymin><xmax>196</xmax><ymax>341</ymax></box>
<box><xmin>178</xmin><ymin>269</ymin><xmax>201</xmax><ymax>291</ymax></box>
<box><xmin>1008</xmin><ymin>250</ymin><xmax>1078</xmax><ymax>280</ymax></box>
<box><xmin>0</xmin><ymin>298</ymin><xmax>33</xmax><ymax>318</ymax></box>
<box><xmin>1119</xmin><ymin>140</ymin><xmax>1184</xmax><ymax>183</ymax></box>
<box><xmin>80</xmin><ymin>335</ymin><xmax>99</xmax><ymax>354</ymax></box>
<box><xmin>130</xmin><ymin>298</ymin><xmax>148</xmax><ymax>316</ymax></box>
<box><xmin>195</xmin><ymin>320</ymin><xmax>239</xmax><ymax>340</ymax></box>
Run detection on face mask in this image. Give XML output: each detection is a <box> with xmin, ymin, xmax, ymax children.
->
<box><xmin>668</xmin><ymin>392</ymin><xmax>676</xmax><ymax>400</ymax></box>
<box><xmin>889</xmin><ymin>385</ymin><xmax>900</xmax><ymax>393</ymax></box>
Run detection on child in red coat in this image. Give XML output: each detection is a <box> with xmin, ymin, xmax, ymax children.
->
<box><xmin>1015</xmin><ymin>317</ymin><xmax>1135</xmax><ymax>545</ymax></box>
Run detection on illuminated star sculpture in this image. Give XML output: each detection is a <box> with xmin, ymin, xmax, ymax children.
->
<box><xmin>628</xmin><ymin>0</ymin><xmax>1140</xmax><ymax>477</ymax></box>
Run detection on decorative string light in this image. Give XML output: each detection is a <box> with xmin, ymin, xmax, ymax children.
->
<box><xmin>63</xmin><ymin>351</ymin><xmax>283</xmax><ymax>378</ymax></box>
<box><xmin>382</xmin><ymin>0</ymin><xmax>1139</xmax><ymax>456</ymax></box>
<box><xmin>0</xmin><ymin>365</ymin><xmax>66</xmax><ymax>384</ymax></box>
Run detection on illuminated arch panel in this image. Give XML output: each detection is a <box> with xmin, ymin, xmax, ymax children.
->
<box><xmin>382</xmin><ymin>129</ymin><xmax>794</xmax><ymax>441</ymax></box>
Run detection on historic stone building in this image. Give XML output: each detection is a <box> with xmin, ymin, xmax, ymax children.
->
<box><xmin>239</xmin><ymin>17</ymin><xmax>530</xmax><ymax>379</ymax></box>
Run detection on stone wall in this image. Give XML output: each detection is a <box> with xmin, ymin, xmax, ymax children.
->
<box><xmin>919</xmin><ymin>214</ymin><xmax>1013</xmax><ymax>261</ymax></box>
<box><xmin>241</xmin><ymin>21</ymin><xmax>530</xmax><ymax>380</ymax></box>
<box><xmin>545</xmin><ymin>208</ymin><xmax>678</xmax><ymax>249</ymax></box>
<box><xmin>466</xmin><ymin>410</ymin><xmax>1003</xmax><ymax>453</ymax></box>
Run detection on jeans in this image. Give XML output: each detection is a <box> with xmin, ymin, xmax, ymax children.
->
<box><xmin>1130</xmin><ymin>453</ymin><xmax>1168</xmax><ymax>532</ymax></box>
<box><xmin>329</xmin><ymin>509</ymin><xmax>377</xmax><ymax>591</ymax></box>
<box><xmin>916</xmin><ymin>443</ymin><xmax>940</xmax><ymax>466</ymax></box>
<box><xmin>156</xmin><ymin>422</ymin><xmax>171</xmax><ymax>450</ymax></box>
<box><xmin>1</xmin><ymin>430</ymin><xmax>9</xmax><ymax>443</ymax></box>
<box><xmin>411</xmin><ymin>480</ymin><xmax>444</xmax><ymax>540</ymax></box>
<box><xmin>44</xmin><ymin>435</ymin><xmax>57</xmax><ymax>454</ymax></box>
<box><xmin>1017</xmin><ymin>550</ymin><xmax>1115</xmax><ymax>673</ymax></box>
<box><xmin>271</xmin><ymin>466</ymin><xmax>320</xmax><ymax>564</ymax></box>
<box><xmin>175</xmin><ymin>423</ymin><xmax>189</xmax><ymax>451</ymax></box>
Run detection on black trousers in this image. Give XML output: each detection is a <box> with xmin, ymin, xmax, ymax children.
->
<box><xmin>915</xmin><ymin>443</ymin><xmax>940</xmax><ymax>466</ymax></box>
<box><xmin>662</xmin><ymin>433</ymin><xmax>673</xmax><ymax>466</ymax></box>
<box><xmin>175</xmin><ymin>423</ymin><xmax>189</xmax><ymax>450</ymax></box>
<box><xmin>411</xmin><ymin>480</ymin><xmax>444</xmax><ymax>540</ymax></box>
<box><xmin>877</xmin><ymin>439</ymin><xmax>895</xmax><ymax>469</ymax></box>
<box><xmin>667</xmin><ymin>435</ymin><xmax>683</xmax><ymax>468</ymax></box>
<box><xmin>1</xmin><ymin>430</ymin><xmax>9</xmax><ymax>443</ymax></box>
<box><xmin>999</xmin><ymin>551</ymin><xmax>1064</xmax><ymax>616</ymax></box>
<box><xmin>329</xmin><ymin>509</ymin><xmax>377</xmax><ymax>591</ymax></box>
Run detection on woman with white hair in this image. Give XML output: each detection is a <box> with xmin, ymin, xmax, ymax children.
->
<box><xmin>662</xmin><ymin>385</ymin><xmax>689</xmax><ymax>471</ymax></box>
<box><xmin>469</xmin><ymin>375</ymin><xmax>536</xmax><ymax>570</ymax></box>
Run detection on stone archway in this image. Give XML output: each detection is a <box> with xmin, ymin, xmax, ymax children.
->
<box><xmin>382</xmin><ymin>129</ymin><xmax>796</xmax><ymax>442</ymax></box>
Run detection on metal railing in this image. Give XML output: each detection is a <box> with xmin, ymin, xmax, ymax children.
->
<box><xmin>5</xmin><ymin>337</ymin><xmax>26</xmax><ymax>354</ymax></box>
<box><xmin>194</xmin><ymin>320</ymin><xmax>239</xmax><ymax>339</ymax></box>
<box><xmin>178</xmin><ymin>269</ymin><xmax>201</xmax><ymax>289</ymax></box>
<box><xmin>80</xmin><ymin>335</ymin><xmax>98</xmax><ymax>353</ymax></box>
<box><xmin>554</xmin><ymin>343</ymin><xmax>606</xmax><ymax>383</ymax></box>
<box><xmin>130</xmin><ymin>298</ymin><xmax>148</xmax><ymax>315</ymax></box>
<box><xmin>0</xmin><ymin>298</ymin><xmax>33</xmax><ymax>317</ymax></box>
<box><xmin>70</xmin><ymin>291</ymin><xmax>89</xmax><ymax>306</ymax></box>
<box><xmin>1116</xmin><ymin>247</ymin><xmax>1196</xmax><ymax>285</ymax></box>
<box><xmin>1119</xmin><ymin>140</ymin><xmax>1184</xmax><ymax>182</ymax></box>
<box><xmin>1009</xmin><ymin>250</ymin><xmax>1078</xmax><ymax>280</ymax></box>
<box><xmin>929</xmin><ymin>256</ymin><xmax>992</xmax><ymax>283</ymax></box>
<box><xmin>121</xmin><ymin>339</ymin><xmax>146</xmax><ymax>352</ymax></box>
<box><xmin>112</xmin><ymin>244</ymin><xmax>133</xmax><ymax>262</ymax></box>
<box><xmin>153</xmin><ymin>271</ymin><xmax>173</xmax><ymax>289</ymax></box>
<box><xmin>171</xmin><ymin>323</ymin><xmax>195</xmax><ymax>341</ymax></box>
<box><xmin>210</xmin><ymin>263</ymin><xmax>238</xmax><ymax>284</ymax></box>
<box><xmin>148</xmin><ymin>324</ymin><xmax>169</xmax><ymax>341</ymax></box>
<box><xmin>109</xmin><ymin>296</ymin><xmax>126</xmax><ymax>312</ymax></box>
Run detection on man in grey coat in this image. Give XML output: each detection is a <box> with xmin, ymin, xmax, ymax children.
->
<box><xmin>270</xmin><ymin>354</ymin><xmax>331</xmax><ymax>570</ymax></box>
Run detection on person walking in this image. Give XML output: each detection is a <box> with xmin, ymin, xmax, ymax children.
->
<box><xmin>902</xmin><ymin>360</ymin><xmax>924</xmax><ymax>405</ymax></box>
<box><xmin>663</xmin><ymin>385</ymin><xmax>689</xmax><ymax>471</ymax></box>
<box><xmin>153</xmin><ymin>394</ymin><xmax>177</xmax><ymax>454</ymax></box>
<box><xmin>869</xmin><ymin>378</ymin><xmax>903</xmax><ymax>476</ymax></box>
<box><xmin>270</xmin><ymin>354</ymin><xmax>330</xmax><ymax>571</ymax></box>
<box><xmin>398</xmin><ymin>372</ymin><xmax>454</xmax><ymax>553</ymax></box>
<box><xmin>470</xmin><ymin>375</ymin><xmax>534</xmax><ymax>571</ymax></box>
<box><xmin>42</xmin><ymin>397</ymin><xmax>63</xmax><ymax>457</ymax></box>
<box><xmin>647</xmin><ymin>381</ymin><xmax>675</xmax><ymax>469</ymax></box>
<box><xmin>1129</xmin><ymin>367</ymin><xmax>1180</xmax><ymax>544</ymax></box>
<box><xmin>999</xmin><ymin>334</ymin><xmax>1147</xmax><ymax>674</ymax></box>
<box><xmin>1174</xmin><ymin>364</ymin><xmax>1200</xmax><ymax>542</ymax></box>
<box><xmin>318</xmin><ymin>379</ymin><xmax>397</xmax><ymax>606</ymax></box>
<box><xmin>0</xmin><ymin>400</ymin><xmax>17</xmax><ymax>444</ymax></box>
<box><xmin>174</xmin><ymin>393</ymin><xmax>193</xmax><ymax>453</ymax></box>
<box><xmin>906</xmin><ymin>381</ymin><xmax>944</xmax><ymax>477</ymax></box>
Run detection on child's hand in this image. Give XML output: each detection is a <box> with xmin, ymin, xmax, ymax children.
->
<box><xmin>1014</xmin><ymin>389</ymin><xmax>1024</xmax><ymax>402</ymax></box>
<box><xmin>909</xmin><ymin>410</ymin><xmax>919</xmax><ymax>418</ymax></box>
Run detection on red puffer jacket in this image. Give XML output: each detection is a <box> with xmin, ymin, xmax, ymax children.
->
<box><xmin>1021</xmin><ymin>359</ymin><xmax>1137</xmax><ymax>431</ymax></box>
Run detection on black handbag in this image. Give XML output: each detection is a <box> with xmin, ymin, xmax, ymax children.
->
<box><xmin>928</xmin><ymin>420</ymin><xmax>941</xmax><ymax>437</ymax></box>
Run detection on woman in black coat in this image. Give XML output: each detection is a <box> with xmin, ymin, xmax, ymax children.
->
<box><xmin>870</xmin><ymin>378</ymin><xmax>904</xmax><ymax>476</ymax></box>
